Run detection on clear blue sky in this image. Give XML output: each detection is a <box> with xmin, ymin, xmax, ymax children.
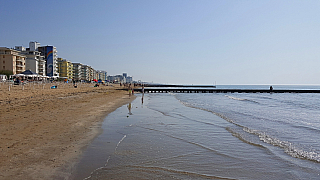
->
<box><xmin>1</xmin><ymin>0</ymin><xmax>319</xmax><ymax>84</ymax></box>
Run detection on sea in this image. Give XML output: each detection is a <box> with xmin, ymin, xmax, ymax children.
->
<box><xmin>73</xmin><ymin>85</ymin><xmax>320</xmax><ymax>180</ymax></box>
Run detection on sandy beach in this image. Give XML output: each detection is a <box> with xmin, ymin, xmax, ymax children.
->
<box><xmin>0</xmin><ymin>82</ymin><xmax>134</xmax><ymax>180</ymax></box>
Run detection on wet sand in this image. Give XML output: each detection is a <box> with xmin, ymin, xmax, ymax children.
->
<box><xmin>0</xmin><ymin>82</ymin><xmax>135</xmax><ymax>180</ymax></box>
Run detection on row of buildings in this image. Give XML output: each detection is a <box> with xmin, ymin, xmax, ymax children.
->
<box><xmin>107</xmin><ymin>73</ymin><xmax>133</xmax><ymax>84</ymax></box>
<box><xmin>0</xmin><ymin>41</ymin><xmax>110</xmax><ymax>82</ymax></box>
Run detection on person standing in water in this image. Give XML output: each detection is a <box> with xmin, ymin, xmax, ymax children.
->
<box><xmin>141</xmin><ymin>85</ymin><xmax>144</xmax><ymax>104</ymax></box>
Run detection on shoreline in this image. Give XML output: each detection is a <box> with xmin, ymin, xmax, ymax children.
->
<box><xmin>0</xmin><ymin>83</ymin><xmax>135</xmax><ymax>180</ymax></box>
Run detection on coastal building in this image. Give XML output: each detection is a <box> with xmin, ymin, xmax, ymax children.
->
<box><xmin>81</xmin><ymin>65</ymin><xmax>90</xmax><ymax>82</ymax></box>
<box><xmin>57</xmin><ymin>58</ymin><xmax>73</xmax><ymax>79</ymax></box>
<box><xmin>72</xmin><ymin>62</ymin><xmax>82</xmax><ymax>81</ymax></box>
<box><xmin>88</xmin><ymin>66</ymin><xmax>94</xmax><ymax>81</ymax></box>
<box><xmin>92</xmin><ymin>68</ymin><xmax>97</xmax><ymax>81</ymax></box>
<box><xmin>29</xmin><ymin>41</ymin><xmax>41</xmax><ymax>51</ymax></box>
<box><xmin>38</xmin><ymin>45</ymin><xmax>59</xmax><ymax>77</ymax></box>
<box><xmin>107</xmin><ymin>74</ymin><xmax>125</xmax><ymax>83</ymax></box>
<box><xmin>1</xmin><ymin>42</ymin><xmax>107</xmax><ymax>82</ymax></box>
<box><xmin>0</xmin><ymin>47</ymin><xmax>26</xmax><ymax>74</ymax></box>
<box><xmin>107</xmin><ymin>75</ymin><xmax>116</xmax><ymax>83</ymax></box>
<box><xmin>25</xmin><ymin>50</ymin><xmax>46</xmax><ymax>76</ymax></box>
<box><xmin>15</xmin><ymin>42</ymin><xmax>46</xmax><ymax>76</ymax></box>
<box><xmin>96</xmin><ymin>70</ymin><xmax>107</xmax><ymax>81</ymax></box>
<box><xmin>126</xmin><ymin>76</ymin><xmax>133</xmax><ymax>83</ymax></box>
<box><xmin>107</xmin><ymin>73</ymin><xmax>133</xmax><ymax>83</ymax></box>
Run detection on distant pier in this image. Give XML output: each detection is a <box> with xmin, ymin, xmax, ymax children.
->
<box><xmin>133</xmin><ymin>88</ymin><xmax>320</xmax><ymax>93</ymax></box>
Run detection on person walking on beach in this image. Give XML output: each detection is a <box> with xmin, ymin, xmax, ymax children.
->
<box><xmin>128</xmin><ymin>84</ymin><xmax>132</xmax><ymax>96</ymax></box>
<box><xmin>141</xmin><ymin>85</ymin><xmax>144</xmax><ymax>104</ymax></box>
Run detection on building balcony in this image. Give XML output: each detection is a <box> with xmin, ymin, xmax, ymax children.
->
<box><xmin>16</xmin><ymin>58</ymin><xmax>24</xmax><ymax>62</ymax></box>
<box><xmin>0</xmin><ymin>51</ymin><xmax>12</xmax><ymax>55</ymax></box>
<box><xmin>16</xmin><ymin>67</ymin><xmax>24</xmax><ymax>72</ymax></box>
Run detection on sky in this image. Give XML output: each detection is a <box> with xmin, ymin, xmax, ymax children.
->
<box><xmin>1</xmin><ymin>0</ymin><xmax>319</xmax><ymax>85</ymax></box>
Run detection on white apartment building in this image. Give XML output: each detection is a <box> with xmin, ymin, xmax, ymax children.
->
<box><xmin>15</xmin><ymin>42</ymin><xmax>46</xmax><ymax>76</ymax></box>
<box><xmin>72</xmin><ymin>62</ymin><xmax>82</xmax><ymax>81</ymax></box>
<box><xmin>96</xmin><ymin>70</ymin><xmax>107</xmax><ymax>81</ymax></box>
<box><xmin>81</xmin><ymin>65</ymin><xmax>90</xmax><ymax>82</ymax></box>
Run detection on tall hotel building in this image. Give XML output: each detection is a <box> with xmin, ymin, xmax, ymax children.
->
<box><xmin>0</xmin><ymin>47</ymin><xmax>26</xmax><ymax>74</ymax></box>
<box><xmin>57</xmin><ymin>58</ymin><xmax>73</xmax><ymax>79</ymax></box>
<box><xmin>72</xmin><ymin>63</ymin><xmax>83</xmax><ymax>81</ymax></box>
<box><xmin>38</xmin><ymin>45</ymin><xmax>59</xmax><ymax>77</ymax></box>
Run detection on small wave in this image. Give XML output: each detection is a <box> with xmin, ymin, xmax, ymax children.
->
<box><xmin>225</xmin><ymin>95</ymin><xmax>259</xmax><ymax>103</ymax></box>
<box><xmin>225</xmin><ymin>95</ymin><xmax>246</xmax><ymax>101</ymax></box>
<box><xmin>179</xmin><ymin>100</ymin><xmax>236</xmax><ymax>125</ymax></box>
<box><xmin>172</xmin><ymin>93</ymin><xmax>320</xmax><ymax>163</ymax></box>
<box><xmin>225</xmin><ymin>127</ymin><xmax>265</xmax><ymax>149</ymax></box>
<box><xmin>243</xmin><ymin>127</ymin><xmax>320</xmax><ymax>163</ymax></box>
<box><xmin>171</xmin><ymin>94</ymin><xmax>234</xmax><ymax>124</ymax></box>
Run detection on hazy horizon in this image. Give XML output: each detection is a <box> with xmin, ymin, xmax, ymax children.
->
<box><xmin>1</xmin><ymin>0</ymin><xmax>319</xmax><ymax>85</ymax></box>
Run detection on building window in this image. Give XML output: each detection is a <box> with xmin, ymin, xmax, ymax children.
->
<box><xmin>3</xmin><ymin>55</ymin><xmax>4</xmax><ymax>58</ymax></box>
<box><xmin>3</xmin><ymin>66</ymin><xmax>5</xmax><ymax>69</ymax></box>
<box><xmin>3</xmin><ymin>61</ymin><xmax>5</xmax><ymax>63</ymax></box>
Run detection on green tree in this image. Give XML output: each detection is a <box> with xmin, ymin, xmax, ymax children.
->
<box><xmin>0</xmin><ymin>70</ymin><xmax>13</xmax><ymax>79</ymax></box>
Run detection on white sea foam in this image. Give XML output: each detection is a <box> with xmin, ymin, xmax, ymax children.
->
<box><xmin>242</xmin><ymin>127</ymin><xmax>320</xmax><ymax>162</ymax></box>
<box><xmin>225</xmin><ymin>95</ymin><xmax>259</xmax><ymax>103</ymax></box>
<box><xmin>225</xmin><ymin>95</ymin><xmax>246</xmax><ymax>101</ymax></box>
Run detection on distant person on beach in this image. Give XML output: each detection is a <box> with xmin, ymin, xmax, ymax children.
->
<box><xmin>128</xmin><ymin>84</ymin><xmax>132</xmax><ymax>96</ymax></box>
<box><xmin>270</xmin><ymin>86</ymin><xmax>273</xmax><ymax>91</ymax></box>
<box><xmin>141</xmin><ymin>85</ymin><xmax>144</xmax><ymax>103</ymax></box>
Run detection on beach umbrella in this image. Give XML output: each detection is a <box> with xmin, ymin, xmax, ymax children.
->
<box><xmin>20</xmin><ymin>70</ymin><xmax>39</xmax><ymax>80</ymax></box>
<box><xmin>20</xmin><ymin>70</ymin><xmax>38</xmax><ymax>75</ymax></box>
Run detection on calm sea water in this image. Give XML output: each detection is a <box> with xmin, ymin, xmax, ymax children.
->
<box><xmin>74</xmin><ymin>85</ymin><xmax>320</xmax><ymax>180</ymax></box>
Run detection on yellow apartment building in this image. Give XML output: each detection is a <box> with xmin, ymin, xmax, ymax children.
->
<box><xmin>0</xmin><ymin>47</ymin><xmax>26</xmax><ymax>74</ymax></box>
<box><xmin>57</xmin><ymin>58</ymin><xmax>73</xmax><ymax>79</ymax></box>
